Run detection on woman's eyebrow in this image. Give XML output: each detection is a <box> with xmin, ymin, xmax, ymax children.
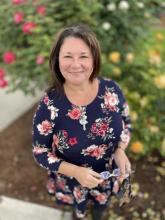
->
<box><xmin>63</xmin><ymin>51</ymin><xmax>90</xmax><ymax>55</ymax></box>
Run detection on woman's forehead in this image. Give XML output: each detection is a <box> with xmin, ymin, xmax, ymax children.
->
<box><xmin>60</xmin><ymin>37</ymin><xmax>91</xmax><ymax>53</ymax></box>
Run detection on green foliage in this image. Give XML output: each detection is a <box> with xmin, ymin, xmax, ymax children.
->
<box><xmin>0</xmin><ymin>0</ymin><xmax>164</xmax><ymax>157</ymax></box>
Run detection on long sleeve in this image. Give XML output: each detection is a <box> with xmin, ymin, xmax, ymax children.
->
<box><xmin>114</xmin><ymin>82</ymin><xmax>132</xmax><ymax>150</ymax></box>
<box><xmin>32</xmin><ymin>93</ymin><xmax>63</xmax><ymax>173</ymax></box>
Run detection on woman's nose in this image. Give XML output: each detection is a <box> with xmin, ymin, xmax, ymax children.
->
<box><xmin>71</xmin><ymin>58</ymin><xmax>81</xmax><ymax>68</ymax></box>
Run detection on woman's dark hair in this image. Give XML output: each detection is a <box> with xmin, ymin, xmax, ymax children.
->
<box><xmin>48</xmin><ymin>24</ymin><xmax>101</xmax><ymax>93</ymax></box>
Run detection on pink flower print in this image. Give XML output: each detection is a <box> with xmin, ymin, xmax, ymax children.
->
<box><xmin>95</xmin><ymin>193</ymin><xmax>108</xmax><ymax>204</ymax></box>
<box><xmin>43</xmin><ymin>95</ymin><xmax>49</xmax><ymax>105</ymax></box>
<box><xmin>14</xmin><ymin>12</ymin><xmax>24</xmax><ymax>24</ymax></box>
<box><xmin>33</xmin><ymin>146</ymin><xmax>47</xmax><ymax>154</ymax></box>
<box><xmin>67</xmin><ymin>106</ymin><xmax>88</xmax><ymax>130</ymax></box>
<box><xmin>62</xmin><ymin>130</ymin><xmax>68</xmax><ymax>138</ymax></box>
<box><xmin>52</xmin><ymin>134</ymin><xmax>59</xmax><ymax>147</ymax></box>
<box><xmin>37</xmin><ymin>120</ymin><xmax>53</xmax><ymax>136</ymax></box>
<box><xmin>98</xmin><ymin>129</ymin><xmax>106</xmax><ymax>137</ymax></box>
<box><xmin>56</xmin><ymin>192</ymin><xmax>73</xmax><ymax>204</ymax></box>
<box><xmin>100</xmin><ymin>122</ymin><xmax>108</xmax><ymax>131</ymax></box>
<box><xmin>22</xmin><ymin>22</ymin><xmax>36</xmax><ymax>34</ymax></box>
<box><xmin>47</xmin><ymin>152</ymin><xmax>59</xmax><ymax>164</ymax></box>
<box><xmin>67</xmin><ymin>108</ymin><xmax>82</xmax><ymax>120</ymax></box>
<box><xmin>88</xmin><ymin>117</ymin><xmax>114</xmax><ymax>141</ymax></box>
<box><xmin>46</xmin><ymin>178</ymin><xmax>55</xmax><ymax>194</ymax></box>
<box><xmin>68</xmin><ymin>137</ymin><xmax>77</xmax><ymax>146</ymax></box>
<box><xmin>57</xmin><ymin>178</ymin><xmax>66</xmax><ymax>191</ymax></box>
<box><xmin>81</xmin><ymin>144</ymin><xmax>107</xmax><ymax>159</ymax></box>
<box><xmin>36</xmin><ymin>5</ymin><xmax>46</xmax><ymax>16</ymax></box>
<box><xmin>103</xmin><ymin>91</ymin><xmax>119</xmax><ymax>111</ymax></box>
<box><xmin>91</xmin><ymin>123</ymin><xmax>97</xmax><ymax>133</ymax></box>
<box><xmin>91</xmin><ymin>122</ymin><xmax>108</xmax><ymax>137</ymax></box>
<box><xmin>122</xmin><ymin>102</ymin><xmax>130</xmax><ymax>117</ymax></box>
<box><xmin>3</xmin><ymin>51</ymin><xmax>16</xmax><ymax>64</ymax></box>
<box><xmin>73</xmin><ymin>186</ymin><xmax>86</xmax><ymax>203</ymax></box>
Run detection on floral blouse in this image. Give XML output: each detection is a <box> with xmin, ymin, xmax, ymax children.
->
<box><xmin>32</xmin><ymin>77</ymin><xmax>131</xmax><ymax>218</ymax></box>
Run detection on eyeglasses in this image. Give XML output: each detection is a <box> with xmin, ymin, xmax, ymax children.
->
<box><xmin>100</xmin><ymin>168</ymin><xmax>134</xmax><ymax>180</ymax></box>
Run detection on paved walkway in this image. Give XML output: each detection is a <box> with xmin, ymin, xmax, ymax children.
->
<box><xmin>0</xmin><ymin>89</ymin><xmax>71</xmax><ymax>220</ymax></box>
<box><xmin>0</xmin><ymin>196</ymin><xmax>72</xmax><ymax>220</ymax></box>
<box><xmin>0</xmin><ymin>88</ymin><xmax>41</xmax><ymax>131</ymax></box>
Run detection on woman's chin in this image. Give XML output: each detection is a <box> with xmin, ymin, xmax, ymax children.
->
<box><xmin>66</xmin><ymin>77</ymin><xmax>88</xmax><ymax>86</ymax></box>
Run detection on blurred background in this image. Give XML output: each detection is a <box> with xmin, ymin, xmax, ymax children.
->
<box><xmin>0</xmin><ymin>0</ymin><xmax>165</xmax><ymax>220</ymax></box>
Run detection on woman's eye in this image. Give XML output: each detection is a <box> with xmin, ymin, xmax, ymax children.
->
<box><xmin>80</xmin><ymin>56</ymin><xmax>88</xmax><ymax>58</ymax></box>
<box><xmin>64</xmin><ymin>56</ymin><xmax>72</xmax><ymax>58</ymax></box>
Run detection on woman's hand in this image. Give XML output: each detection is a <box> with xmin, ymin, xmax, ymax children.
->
<box><xmin>113</xmin><ymin>148</ymin><xmax>131</xmax><ymax>183</ymax></box>
<box><xmin>74</xmin><ymin>166</ymin><xmax>103</xmax><ymax>189</ymax></box>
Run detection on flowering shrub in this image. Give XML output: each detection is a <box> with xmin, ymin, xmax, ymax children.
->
<box><xmin>0</xmin><ymin>0</ymin><xmax>164</xmax><ymax>157</ymax></box>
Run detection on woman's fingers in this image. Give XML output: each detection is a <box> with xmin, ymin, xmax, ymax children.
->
<box><xmin>91</xmin><ymin>170</ymin><xmax>102</xmax><ymax>179</ymax></box>
<box><xmin>81</xmin><ymin>169</ymin><xmax>103</xmax><ymax>188</ymax></box>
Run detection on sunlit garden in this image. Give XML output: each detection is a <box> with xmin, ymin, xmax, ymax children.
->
<box><xmin>0</xmin><ymin>1</ymin><xmax>165</xmax><ymax>220</ymax></box>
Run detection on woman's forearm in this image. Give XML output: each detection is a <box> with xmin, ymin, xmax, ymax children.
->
<box><xmin>58</xmin><ymin>161</ymin><xmax>79</xmax><ymax>178</ymax></box>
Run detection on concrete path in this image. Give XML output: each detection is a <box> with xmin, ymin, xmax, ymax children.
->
<box><xmin>0</xmin><ymin>196</ymin><xmax>71</xmax><ymax>220</ymax></box>
<box><xmin>0</xmin><ymin>89</ymin><xmax>71</xmax><ymax>220</ymax></box>
<box><xmin>0</xmin><ymin>88</ymin><xmax>42</xmax><ymax>131</ymax></box>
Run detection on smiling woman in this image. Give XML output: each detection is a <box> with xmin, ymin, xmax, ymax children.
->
<box><xmin>59</xmin><ymin>37</ymin><xmax>93</xmax><ymax>87</ymax></box>
<box><xmin>32</xmin><ymin>24</ymin><xmax>132</xmax><ymax>220</ymax></box>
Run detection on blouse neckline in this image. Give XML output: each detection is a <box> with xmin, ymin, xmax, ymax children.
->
<box><xmin>64</xmin><ymin>77</ymin><xmax>102</xmax><ymax>108</ymax></box>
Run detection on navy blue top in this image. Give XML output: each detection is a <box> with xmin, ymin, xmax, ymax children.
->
<box><xmin>32</xmin><ymin>77</ymin><xmax>131</xmax><ymax>217</ymax></box>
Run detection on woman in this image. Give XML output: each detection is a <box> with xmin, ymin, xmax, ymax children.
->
<box><xmin>32</xmin><ymin>24</ymin><xmax>132</xmax><ymax>220</ymax></box>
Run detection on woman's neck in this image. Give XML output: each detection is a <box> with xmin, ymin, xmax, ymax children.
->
<box><xmin>63</xmin><ymin>78</ymin><xmax>99</xmax><ymax>106</ymax></box>
<box><xmin>64</xmin><ymin>79</ymin><xmax>96</xmax><ymax>94</ymax></box>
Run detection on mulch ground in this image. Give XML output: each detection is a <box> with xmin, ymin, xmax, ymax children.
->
<box><xmin>0</xmin><ymin>104</ymin><xmax>164</xmax><ymax>220</ymax></box>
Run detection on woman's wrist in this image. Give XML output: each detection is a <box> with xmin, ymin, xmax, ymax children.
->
<box><xmin>117</xmin><ymin>141</ymin><xmax>127</xmax><ymax>151</ymax></box>
<box><xmin>117</xmin><ymin>146</ymin><xmax>125</xmax><ymax>151</ymax></box>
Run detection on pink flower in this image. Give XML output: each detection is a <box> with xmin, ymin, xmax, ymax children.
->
<box><xmin>68</xmin><ymin>137</ymin><xmax>77</xmax><ymax>146</ymax></box>
<box><xmin>43</xmin><ymin>95</ymin><xmax>49</xmax><ymax>105</ymax></box>
<box><xmin>56</xmin><ymin>192</ymin><xmax>73</xmax><ymax>204</ymax></box>
<box><xmin>0</xmin><ymin>68</ymin><xmax>5</xmax><ymax>78</ymax></box>
<box><xmin>36</xmin><ymin>5</ymin><xmax>46</xmax><ymax>16</ymax></box>
<box><xmin>100</xmin><ymin>123</ymin><xmax>108</xmax><ymax>131</ymax></box>
<box><xmin>47</xmin><ymin>152</ymin><xmax>59</xmax><ymax>164</ymax></box>
<box><xmin>46</xmin><ymin>178</ymin><xmax>55</xmax><ymax>194</ymax></box>
<box><xmin>0</xmin><ymin>78</ymin><xmax>8</xmax><ymax>88</ymax></box>
<box><xmin>53</xmin><ymin>134</ymin><xmax>59</xmax><ymax>146</ymax></box>
<box><xmin>12</xmin><ymin>0</ymin><xmax>27</xmax><ymax>4</ymax></box>
<box><xmin>22</xmin><ymin>22</ymin><xmax>36</xmax><ymax>34</ymax></box>
<box><xmin>73</xmin><ymin>187</ymin><xmax>84</xmax><ymax>201</ymax></box>
<box><xmin>37</xmin><ymin>120</ymin><xmax>53</xmax><ymax>136</ymax></box>
<box><xmin>67</xmin><ymin>108</ymin><xmax>81</xmax><ymax>120</ymax></box>
<box><xmin>13</xmin><ymin>0</ymin><xmax>26</xmax><ymax>5</ymax></box>
<box><xmin>14</xmin><ymin>12</ymin><xmax>24</xmax><ymax>24</ymax></box>
<box><xmin>33</xmin><ymin>146</ymin><xmax>47</xmax><ymax>154</ymax></box>
<box><xmin>98</xmin><ymin>130</ymin><xmax>106</xmax><ymax>137</ymax></box>
<box><xmin>95</xmin><ymin>193</ymin><xmax>107</xmax><ymax>203</ymax></box>
<box><xmin>57</xmin><ymin>179</ymin><xmax>66</xmax><ymax>190</ymax></box>
<box><xmin>104</xmin><ymin>91</ymin><xmax>119</xmax><ymax>110</ymax></box>
<box><xmin>62</xmin><ymin>130</ymin><xmax>68</xmax><ymax>138</ymax></box>
<box><xmin>82</xmin><ymin>144</ymin><xmax>107</xmax><ymax>159</ymax></box>
<box><xmin>3</xmin><ymin>51</ymin><xmax>16</xmax><ymax>64</ymax></box>
<box><xmin>36</xmin><ymin>55</ymin><xmax>45</xmax><ymax>64</ymax></box>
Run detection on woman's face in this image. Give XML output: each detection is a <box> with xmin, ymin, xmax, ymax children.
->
<box><xmin>59</xmin><ymin>37</ymin><xmax>94</xmax><ymax>86</ymax></box>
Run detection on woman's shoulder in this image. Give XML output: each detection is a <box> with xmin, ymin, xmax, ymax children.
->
<box><xmin>100</xmin><ymin>76</ymin><xmax>120</xmax><ymax>89</ymax></box>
